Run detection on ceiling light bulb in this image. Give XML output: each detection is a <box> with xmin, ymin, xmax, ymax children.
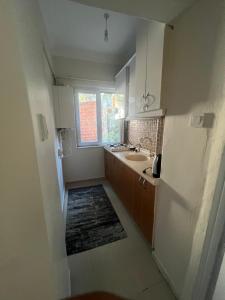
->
<box><xmin>104</xmin><ymin>13</ymin><xmax>109</xmax><ymax>42</ymax></box>
<box><xmin>104</xmin><ymin>29</ymin><xmax>108</xmax><ymax>42</ymax></box>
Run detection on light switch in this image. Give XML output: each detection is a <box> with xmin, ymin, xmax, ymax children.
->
<box><xmin>190</xmin><ymin>114</ymin><xmax>204</xmax><ymax>128</ymax></box>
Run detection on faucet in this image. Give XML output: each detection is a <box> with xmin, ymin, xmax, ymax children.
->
<box><xmin>135</xmin><ymin>143</ymin><xmax>142</xmax><ymax>152</ymax></box>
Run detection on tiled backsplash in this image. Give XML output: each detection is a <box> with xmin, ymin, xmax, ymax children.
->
<box><xmin>125</xmin><ymin>117</ymin><xmax>164</xmax><ymax>155</ymax></box>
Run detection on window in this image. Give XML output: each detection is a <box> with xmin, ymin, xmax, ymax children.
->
<box><xmin>77</xmin><ymin>92</ymin><xmax>98</xmax><ymax>144</ymax></box>
<box><xmin>75</xmin><ymin>90</ymin><xmax>125</xmax><ymax>147</ymax></box>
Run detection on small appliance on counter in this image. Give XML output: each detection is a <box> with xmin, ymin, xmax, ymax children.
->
<box><xmin>152</xmin><ymin>154</ymin><xmax>162</xmax><ymax>178</ymax></box>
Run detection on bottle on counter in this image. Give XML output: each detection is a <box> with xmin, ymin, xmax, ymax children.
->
<box><xmin>152</xmin><ymin>154</ymin><xmax>162</xmax><ymax>178</ymax></box>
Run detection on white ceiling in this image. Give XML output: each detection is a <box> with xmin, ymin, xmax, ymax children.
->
<box><xmin>72</xmin><ymin>0</ymin><xmax>197</xmax><ymax>23</ymax></box>
<box><xmin>38</xmin><ymin>0</ymin><xmax>138</xmax><ymax>65</ymax></box>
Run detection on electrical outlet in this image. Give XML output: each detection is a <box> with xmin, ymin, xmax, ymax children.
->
<box><xmin>190</xmin><ymin>114</ymin><xmax>204</xmax><ymax>128</ymax></box>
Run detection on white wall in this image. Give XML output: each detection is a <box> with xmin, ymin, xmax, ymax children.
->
<box><xmin>45</xmin><ymin>60</ymin><xmax>66</xmax><ymax>210</ymax></box>
<box><xmin>154</xmin><ymin>0</ymin><xmax>225</xmax><ymax>298</ymax></box>
<box><xmin>63</xmin><ymin>146</ymin><xmax>105</xmax><ymax>183</ymax></box>
<box><xmin>0</xmin><ymin>1</ymin><xmax>70</xmax><ymax>299</ymax></box>
<box><xmin>54</xmin><ymin>56</ymin><xmax>117</xmax><ymax>183</ymax></box>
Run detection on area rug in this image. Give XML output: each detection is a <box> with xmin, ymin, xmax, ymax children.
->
<box><xmin>66</xmin><ymin>184</ymin><xmax>127</xmax><ymax>255</ymax></box>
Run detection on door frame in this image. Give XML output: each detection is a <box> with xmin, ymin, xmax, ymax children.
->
<box><xmin>192</xmin><ymin>147</ymin><xmax>225</xmax><ymax>299</ymax></box>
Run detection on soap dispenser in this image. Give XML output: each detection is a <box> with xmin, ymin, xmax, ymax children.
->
<box><xmin>152</xmin><ymin>154</ymin><xmax>162</xmax><ymax>178</ymax></box>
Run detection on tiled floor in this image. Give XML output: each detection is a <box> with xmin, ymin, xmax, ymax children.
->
<box><xmin>67</xmin><ymin>179</ymin><xmax>176</xmax><ymax>300</ymax></box>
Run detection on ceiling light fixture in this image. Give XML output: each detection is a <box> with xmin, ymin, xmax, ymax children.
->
<box><xmin>104</xmin><ymin>13</ymin><xmax>109</xmax><ymax>42</ymax></box>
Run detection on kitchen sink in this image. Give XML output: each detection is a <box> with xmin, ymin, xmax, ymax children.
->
<box><xmin>125</xmin><ymin>154</ymin><xmax>148</xmax><ymax>161</ymax></box>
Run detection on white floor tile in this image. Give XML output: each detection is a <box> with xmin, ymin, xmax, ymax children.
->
<box><xmin>67</xmin><ymin>180</ymin><xmax>175</xmax><ymax>300</ymax></box>
<box><xmin>135</xmin><ymin>281</ymin><xmax>176</xmax><ymax>300</ymax></box>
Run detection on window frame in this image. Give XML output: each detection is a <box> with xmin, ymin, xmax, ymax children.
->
<box><xmin>75</xmin><ymin>88</ymin><xmax>123</xmax><ymax>147</ymax></box>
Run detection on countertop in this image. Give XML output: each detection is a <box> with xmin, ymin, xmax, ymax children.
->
<box><xmin>104</xmin><ymin>147</ymin><xmax>159</xmax><ymax>186</ymax></box>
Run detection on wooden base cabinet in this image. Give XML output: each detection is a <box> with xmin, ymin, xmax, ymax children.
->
<box><xmin>104</xmin><ymin>150</ymin><xmax>155</xmax><ymax>244</ymax></box>
<box><xmin>134</xmin><ymin>173</ymin><xmax>155</xmax><ymax>242</ymax></box>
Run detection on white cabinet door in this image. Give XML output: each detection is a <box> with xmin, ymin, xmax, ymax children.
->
<box><xmin>115</xmin><ymin>67</ymin><xmax>129</xmax><ymax>119</ymax></box>
<box><xmin>135</xmin><ymin>20</ymin><xmax>148</xmax><ymax>114</ymax></box>
<box><xmin>135</xmin><ymin>20</ymin><xmax>165</xmax><ymax>117</ymax></box>
<box><xmin>128</xmin><ymin>56</ymin><xmax>136</xmax><ymax>117</ymax></box>
<box><xmin>146</xmin><ymin>21</ymin><xmax>165</xmax><ymax>111</ymax></box>
<box><xmin>53</xmin><ymin>86</ymin><xmax>75</xmax><ymax>128</ymax></box>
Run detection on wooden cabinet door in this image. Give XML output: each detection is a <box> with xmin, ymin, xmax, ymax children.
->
<box><xmin>133</xmin><ymin>174</ymin><xmax>143</xmax><ymax>227</ymax></box>
<box><xmin>139</xmin><ymin>180</ymin><xmax>155</xmax><ymax>242</ymax></box>
<box><xmin>113</xmin><ymin>158</ymin><xmax>123</xmax><ymax>195</ymax></box>
<box><xmin>119</xmin><ymin>164</ymin><xmax>135</xmax><ymax>215</ymax></box>
<box><xmin>111</xmin><ymin>158</ymin><xmax>135</xmax><ymax>215</ymax></box>
<box><xmin>134</xmin><ymin>174</ymin><xmax>155</xmax><ymax>243</ymax></box>
<box><xmin>105</xmin><ymin>151</ymin><xmax>115</xmax><ymax>185</ymax></box>
<box><xmin>104</xmin><ymin>151</ymin><xmax>155</xmax><ymax>244</ymax></box>
<box><xmin>104</xmin><ymin>150</ymin><xmax>110</xmax><ymax>180</ymax></box>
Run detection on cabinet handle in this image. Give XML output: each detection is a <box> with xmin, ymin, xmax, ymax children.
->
<box><xmin>142</xmin><ymin>179</ymin><xmax>148</xmax><ymax>190</ymax></box>
<box><xmin>143</xmin><ymin>104</ymin><xmax>149</xmax><ymax>112</ymax></box>
<box><xmin>146</xmin><ymin>92</ymin><xmax>155</xmax><ymax>105</ymax></box>
<box><xmin>139</xmin><ymin>176</ymin><xmax>145</xmax><ymax>185</ymax></box>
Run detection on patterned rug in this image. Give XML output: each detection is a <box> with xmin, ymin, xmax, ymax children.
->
<box><xmin>66</xmin><ymin>184</ymin><xmax>127</xmax><ymax>255</ymax></box>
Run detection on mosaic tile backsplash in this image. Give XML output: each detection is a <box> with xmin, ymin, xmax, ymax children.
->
<box><xmin>125</xmin><ymin>117</ymin><xmax>164</xmax><ymax>155</ymax></box>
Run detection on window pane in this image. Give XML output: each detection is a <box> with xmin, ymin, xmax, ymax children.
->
<box><xmin>78</xmin><ymin>93</ymin><xmax>98</xmax><ymax>143</ymax></box>
<box><xmin>114</xmin><ymin>93</ymin><xmax>125</xmax><ymax>119</ymax></box>
<box><xmin>101</xmin><ymin>93</ymin><xmax>121</xmax><ymax>144</ymax></box>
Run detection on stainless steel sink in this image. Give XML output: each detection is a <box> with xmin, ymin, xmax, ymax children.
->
<box><xmin>125</xmin><ymin>154</ymin><xmax>148</xmax><ymax>161</ymax></box>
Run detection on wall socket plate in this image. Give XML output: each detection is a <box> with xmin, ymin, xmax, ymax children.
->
<box><xmin>190</xmin><ymin>113</ymin><xmax>215</xmax><ymax>128</ymax></box>
<box><xmin>190</xmin><ymin>114</ymin><xmax>205</xmax><ymax>128</ymax></box>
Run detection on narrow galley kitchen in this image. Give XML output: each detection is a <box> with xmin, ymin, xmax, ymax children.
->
<box><xmin>2</xmin><ymin>0</ymin><xmax>225</xmax><ymax>299</ymax></box>
<box><xmin>38</xmin><ymin>0</ymin><xmax>174</xmax><ymax>299</ymax></box>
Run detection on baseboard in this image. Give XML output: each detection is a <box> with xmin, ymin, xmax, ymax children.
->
<box><xmin>66</xmin><ymin>177</ymin><xmax>105</xmax><ymax>187</ymax></box>
<box><xmin>152</xmin><ymin>251</ymin><xmax>179</xmax><ymax>299</ymax></box>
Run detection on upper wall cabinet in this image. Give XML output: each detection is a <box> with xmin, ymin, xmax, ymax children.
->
<box><xmin>127</xmin><ymin>56</ymin><xmax>136</xmax><ymax>118</ymax></box>
<box><xmin>115</xmin><ymin>66</ymin><xmax>129</xmax><ymax>119</ymax></box>
<box><xmin>135</xmin><ymin>20</ymin><xmax>165</xmax><ymax>116</ymax></box>
<box><xmin>53</xmin><ymin>86</ymin><xmax>75</xmax><ymax>129</ymax></box>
